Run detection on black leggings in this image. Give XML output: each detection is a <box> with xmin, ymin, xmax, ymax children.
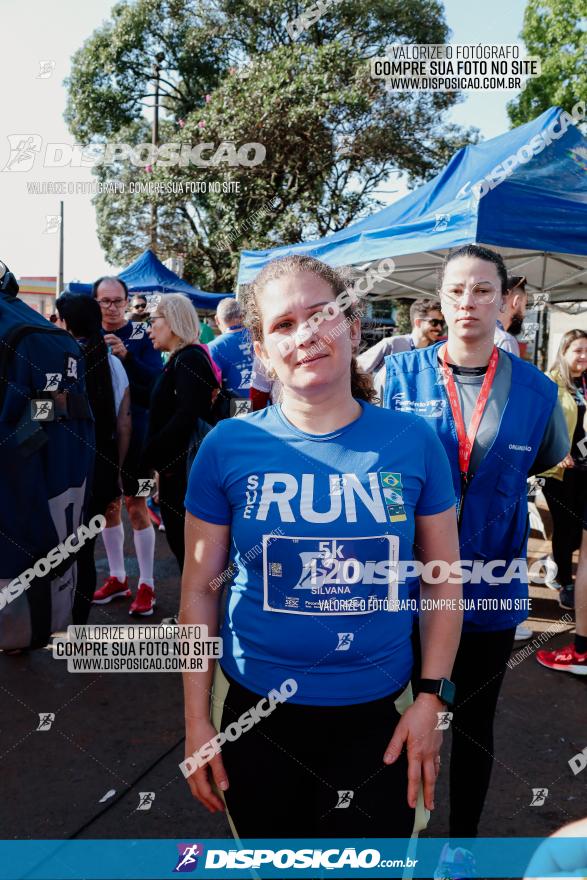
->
<box><xmin>159</xmin><ymin>471</ymin><xmax>187</xmax><ymax>573</ymax></box>
<box><xmin>543</xmin><ymin>471</ymin><xmax>587</xmax><ymax>585</ymax></box>
<box><xmin>219</xmin><ymin>673</ymin><xmax>415</xmax><ymax>839</ymax></box>
<box><xmin>73</xmin><ymin>494</ymin><xmax>116</xmax><ymax>625</ymax></box>
<box><xmin>412</xmin><ymin>625</ymin><xmax>515</xmax><ymax>839</ymax></box>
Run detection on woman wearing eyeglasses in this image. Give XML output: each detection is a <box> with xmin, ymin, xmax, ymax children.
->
<box><xmin>382</xmin><ymin>245</ymin><xmax>569</xmax><ymax>855</ymax></box>
<box><xmin>141</xmin><ymin>294</ymin><xmax>220</xmax><ymax>575</ymax></box>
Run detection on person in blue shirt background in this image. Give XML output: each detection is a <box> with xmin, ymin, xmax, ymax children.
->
<box><xmin>180</xmin><ymin>254</ymin><xmax>462</xmax><ymax>840</ymax></box>
<box><xmin>207</xmin><ymin>298</ymin><xmax>253</xmax><ymax>398</ymax></box>
<box><xmin>382</xmin><ymin>244</ymin><xmax>569</xmax><ymax>868</ymax></box>
<box><xmin>91</xmin><ymin>276</ymin><xmax>163</xmax><ymax>616</ymax></box>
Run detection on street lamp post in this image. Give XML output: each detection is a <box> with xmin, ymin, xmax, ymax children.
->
<box><xmin>56</xmin><ymin>200</ymin><xmax>64</xmax><ymax>297</ymax></box>
<box><xmin>150</xmin><ymin>51</ymin><xmax>165</xmax><ymax>254</ymax></box>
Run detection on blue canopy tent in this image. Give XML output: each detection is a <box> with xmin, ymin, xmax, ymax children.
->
<box><xmin>237</xmin><ymin>106</ymin><xmax>587</xmax><ymax>304</ymax></box>
<box><xmin>67</xmin><ymin>249</ymin><xmax>232</xmax><ymax>310</ymax></box>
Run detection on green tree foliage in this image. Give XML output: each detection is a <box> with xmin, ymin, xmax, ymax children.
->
<box><xmin>65</xmin><ymin>0</ymin><xmax>478</xmax><ymax>290</ymax></box>
<box><xmin>508</xmin><ymin>0</ymin><xmax>587</xmax><ymax>127</ymax></box>
<box><xmin>393</xmin><ymin>300</ymin><xmax>412</xmax><ymax>335</ymax></box>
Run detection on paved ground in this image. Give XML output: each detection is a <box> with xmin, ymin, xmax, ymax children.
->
<box><xmin>1</xmin><ymin>501</ymin><xmax>585</xmax><ymax>855</ymax></box>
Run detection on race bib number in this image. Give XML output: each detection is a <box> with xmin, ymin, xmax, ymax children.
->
<box><xmin>263</xmin><ymin>535</ymin><xmax>399</xmax><ymax>615</ymax></box>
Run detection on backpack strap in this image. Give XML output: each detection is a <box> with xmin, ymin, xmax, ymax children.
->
<box><xmin>195</xmin><ymin>342</ymin><xmax>223</xmax><ymax>386</ymax></box>
<box><xmin>172</xmin><ymin>344</ymin><xmax>221</xmax><ymax>400</ymax></box>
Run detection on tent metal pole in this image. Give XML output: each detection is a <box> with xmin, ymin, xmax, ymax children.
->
<box><xmin>537</xmin><ymin>254</ymin><xmax>548</xmax><ymax>370</ymax></box>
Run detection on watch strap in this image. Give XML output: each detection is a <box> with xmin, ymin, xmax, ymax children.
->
<box><xmin>418</xmin><ymin>677</ymin><xmax>455</xmax><ymax>706</ymax></box>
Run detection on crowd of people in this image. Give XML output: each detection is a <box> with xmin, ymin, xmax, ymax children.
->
<box><xmin>52</xmin><ymin>280</ymin><xmax>253</xmax><ymax>619</ymax></box>
<box><xmin>2</xmin><ymin>245</ymin><xmax>586</xmax><ymax>870</ymax></box>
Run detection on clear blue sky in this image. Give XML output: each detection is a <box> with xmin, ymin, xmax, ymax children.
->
<box><xmin>0</xmin><ymin>0</ymin><xmax>528</xmax><ymax>281</ymax></box>
<box><xmin>443</xmin><ymin>0</ymin><xmax>528</xmax><ymax>137</ymax></box>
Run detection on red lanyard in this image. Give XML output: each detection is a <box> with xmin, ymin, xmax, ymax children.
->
<box><xmin>441</xmin><ymin>344</ymin><xmax>499</xmax><ymax>479</ymax></box>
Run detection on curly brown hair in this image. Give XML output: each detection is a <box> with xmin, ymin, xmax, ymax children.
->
<box><xmin>240</xmin><ymin>255</ymin><xmax>376</xmax><ymax>403</ymax></box>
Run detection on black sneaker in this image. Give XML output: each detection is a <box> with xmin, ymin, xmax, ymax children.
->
<box><xmin>558</xmin><ymin>584</ymin><xmax>574</xmax><ymax>610</ymax></box>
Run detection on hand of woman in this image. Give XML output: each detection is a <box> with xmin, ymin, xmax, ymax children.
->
<box><xmin>560</xmin><ymin>454</ymin><xmax>575</xmax><ymax>469</ymax></box>
<box><xmin>184</xmin><ymin>718</ymin><xmax>229</xmax><ymax>813</ymax></box>
<box><xmin>383</xmin><ymin>694</ymin><xmax>444</xmax><ymax>811</ymax></box>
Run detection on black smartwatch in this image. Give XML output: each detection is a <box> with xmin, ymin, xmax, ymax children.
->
<box><xmin>417</xmin><ymin>678</ymin><xmax>456</xmax><ymax>708</ymax></box>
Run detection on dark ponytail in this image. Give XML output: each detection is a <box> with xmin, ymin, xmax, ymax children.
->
<box><xmin>55</xmin><ymin>295</ymin><xmax>117</xmax><ymax>443</ymax></box>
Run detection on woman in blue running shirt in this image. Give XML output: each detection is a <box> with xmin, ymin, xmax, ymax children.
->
<box><xmin>180</xmin><ymin>255</ymin><xmax>462</xmax><ymax>840</ymax></box>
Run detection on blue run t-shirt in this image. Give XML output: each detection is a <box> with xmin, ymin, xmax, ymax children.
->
<box><xmin>208</xmin><ymin>327</ymin><xmax>253</xmax><ymax>396</ymax></box>
<box><xmin>185</xmin><ymin>400</ymin><xmax>455</xmax><ymax>706</ymax></box>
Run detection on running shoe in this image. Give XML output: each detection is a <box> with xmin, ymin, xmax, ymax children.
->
<box><xmin>536</xmin><ymin>643</ymin><xmax>587</xmax><ymax>675</ymax></box>
<box><xmin>129</xmin><ymin>583</ymin><xmax>156</xmax><ymax>616</ymax></box>
<box><xmin>514</xmin><ymin>623</ymin><xmax>533</xmax><ymax>641</ymax></box>
<box><xmin>434</xmin><ymin>844</ymin><xmax>476</xmax><ymax>879</ymax></box>
<box><xmin>558</xmin><ymin>584</ymin><xmax>574</xmax><ymax>610</ymax></box>
<box><xmin>92</xmin><ymin>576</ymin><xmax>130</xmax><ymax>604</ymax></box>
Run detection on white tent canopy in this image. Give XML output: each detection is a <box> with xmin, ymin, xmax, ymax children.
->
<box><xmin>347</xmin><ymin>246</ymin><xmax>587</xmax><ymax>304</ymax></box>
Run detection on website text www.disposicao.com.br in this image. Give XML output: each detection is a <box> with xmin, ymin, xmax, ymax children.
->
<box><xmin>198</xmin><ymin>847</ymin><xmax>417</xmax><ymax>870</ymax></box>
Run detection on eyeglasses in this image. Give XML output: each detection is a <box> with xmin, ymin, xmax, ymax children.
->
<box><xmin>97</xmin><ymin>298</ymin><xmax>126</xmax><ymax>309</ymax></box>
<box><xmin>440</xmin><ymin>283</ymin><xmax>499</xmax><ymax>305</ymax></box>
<box><xmin>424</xmin><ymin>318</ymin><xmax>445</xmax><ymax>327</ymax></box>
<box><xmin>133</xmin><ymin>303</ymin><xmax>146</xmax><ymax>310</ymax></box>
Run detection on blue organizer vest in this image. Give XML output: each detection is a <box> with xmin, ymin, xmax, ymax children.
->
<box><xmin>383</xmin><ymin>342</ymin><xmax>558</xmax><ymax>632</ymax></box>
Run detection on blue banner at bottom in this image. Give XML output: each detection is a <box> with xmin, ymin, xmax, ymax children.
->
<box><xmin>1</xmin><ymin>838</ymin><xmax>586</xmax><ymax>879</ymax></box>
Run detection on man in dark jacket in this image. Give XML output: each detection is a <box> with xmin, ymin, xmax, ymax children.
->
<box><xmin>91</xmin><ymin>277</ymin><xmax>163</xmax><ymax>616</ymax></box>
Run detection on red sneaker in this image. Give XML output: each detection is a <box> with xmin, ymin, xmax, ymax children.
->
<box><xmin>92</xmin><ymin>576</ymin><xmax>130</xmax><ymax>604</ymax></box>
<box><xmin>537</xmin><ymin>643</ymin><xmax>587</xmax><ymax>676</ymax></box>
<box><xmin>129</xmin><ymin>583</ymin><xmax>156</xmax><ymax>616</ymax></box>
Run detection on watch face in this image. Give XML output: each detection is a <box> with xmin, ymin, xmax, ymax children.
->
<box><xmin>440</xmin><ymin>679</ymin><xmax>456</xmax><ymax>706</ymax></box>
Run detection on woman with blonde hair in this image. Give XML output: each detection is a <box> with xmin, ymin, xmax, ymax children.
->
<box><xmin>538</xmin><ymin>329</ymin><xmax>587</xmax><ymax>613</ymax></box>
<box><xmin>140</xmin><ymin>294</ymin><xmax>220</xmax><ymax>586</ymax></box>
